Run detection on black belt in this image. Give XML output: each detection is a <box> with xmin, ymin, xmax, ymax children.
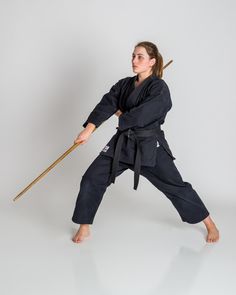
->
<box><xmin>109</xmin><ymin>126</ymin><xmax>161</xmax><ymax>190</ymax></box>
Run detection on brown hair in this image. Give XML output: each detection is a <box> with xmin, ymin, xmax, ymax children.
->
<box><xmin>135</xmin><ymin>41</ymin><xmax>163</xmax><ymax>78</ymax></box>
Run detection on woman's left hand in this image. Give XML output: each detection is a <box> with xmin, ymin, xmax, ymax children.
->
<box><xmin>115</xmin><ymin>109</ymin><xmax>123</xmax><ymax>117</ymax></box>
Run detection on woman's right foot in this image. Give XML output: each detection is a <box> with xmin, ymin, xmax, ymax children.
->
<box><xmin>72</xmin><ymin>225</ymin><xmax>90</xmax><ymax>243</ymax></box>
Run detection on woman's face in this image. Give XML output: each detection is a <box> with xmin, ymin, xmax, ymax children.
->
<box><xmin>131</xmin><ymin>46</ymin><xmax>156</xmax><ymax>75</ymax></box>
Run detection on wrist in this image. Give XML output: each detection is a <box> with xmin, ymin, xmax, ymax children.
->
<box><xmin>86</xmin><ymin>122</ymin><xmax>96</xmax><ymax>132</ymax></box>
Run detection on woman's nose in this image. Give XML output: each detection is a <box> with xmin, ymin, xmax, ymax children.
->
<box><xmin>132</xmin><ymin>57</ymin><xmax>138</xmax><ymax>65</ymax></box>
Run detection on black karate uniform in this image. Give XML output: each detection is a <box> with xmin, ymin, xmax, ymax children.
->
<box><xmin>72</xmin><ymin>74</ymin><xmax>210</xmax><ymax>224</ymax></box>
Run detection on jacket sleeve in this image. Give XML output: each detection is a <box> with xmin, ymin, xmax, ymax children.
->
<box><xmin>118</xmin><ymin>80</ymin><xmax>172</xmax><ymax>131</ymax></box>
<box><xmin>82</xmin><ymin>79</ymin><xmax>122</xmax><ymax>128</ymax></box>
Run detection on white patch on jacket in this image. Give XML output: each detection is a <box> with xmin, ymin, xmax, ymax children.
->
<box><xmin>102</xmin><ymin>145</ymin><xmax>110</xmax><ymax>152</ymax></box>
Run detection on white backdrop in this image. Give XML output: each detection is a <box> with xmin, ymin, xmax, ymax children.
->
<box><xmin>1</xmin><ymin>0</ymin><xmax>235</xmax><ymax>206</ymax></box>
<box><xmin>1</xmin><ymin>1</ymin><xmax>236</xmax><ymax>294</ymax></box>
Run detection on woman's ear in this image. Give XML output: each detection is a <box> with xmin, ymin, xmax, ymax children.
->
<box><xmin>150</xmin><ymin>58</ymin><xmax>156</xmax><ymax>66</ymax></box>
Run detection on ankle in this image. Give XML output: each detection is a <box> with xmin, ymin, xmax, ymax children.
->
<box><xmin>80</xmin><ymin>224</ymin><xmax>90</xmax><ymax>229</ymax></box>
<box><xmin>204</xmin><ymin>218</ymin><xmax>216</xmax><ymax>229</ymax></box>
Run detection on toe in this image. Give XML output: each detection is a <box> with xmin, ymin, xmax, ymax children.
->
<box><xmin>72</xmin><ymin>235</ymin><xmax>82</xmax><ymax>243</ymax></box>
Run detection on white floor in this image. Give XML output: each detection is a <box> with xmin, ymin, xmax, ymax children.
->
<box><xmin>1</xmin><ymin>189</ymin><xmax>235</xmax><ymax>295</ymax></box>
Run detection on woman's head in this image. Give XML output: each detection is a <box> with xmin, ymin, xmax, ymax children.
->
<box><xmin>132</xmin><ymin>41</ymin><xmax>163</xmax><ymax>78</ymax></box>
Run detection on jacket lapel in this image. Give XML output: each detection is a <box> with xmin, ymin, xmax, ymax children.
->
<box><xmin>125</xmin><ymin>75</ymin><xmax>153</xmax><ymax>110</ymax></box>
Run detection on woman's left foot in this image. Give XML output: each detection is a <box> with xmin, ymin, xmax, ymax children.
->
<box><xmin>206</xmin><ymin>225</ymin><xmax>220</xmax><ymax>243</ymax></box>
<box><xmin>203</xmin><ymin>216</ymin><xmax>220</xmax><ymax>243</ymax></box>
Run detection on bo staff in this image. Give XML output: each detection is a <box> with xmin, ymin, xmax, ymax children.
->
<box><xmin>13</xmin><ymin>60</ymin><xmax>173</xmax><ymax>202</ymax></box>
<box><xmin>13</xmin><ymin>139</ymin><xmax>91</xmax><ymax>202</ymax></box>
<box><xmin>162</xmin><ymin>59</ymin><xmax>173</xmax><ymax>69</ymax></box>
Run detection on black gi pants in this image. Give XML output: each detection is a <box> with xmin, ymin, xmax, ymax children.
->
<box><xmin>71</xmin><ymin>145</ymin><xmax>210</xmax><ymax>225</ymax></box>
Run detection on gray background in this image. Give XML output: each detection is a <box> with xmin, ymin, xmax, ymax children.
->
<box><xmin>1</xmin><ymin>0</ymin><xmax>235</xmax><ymax>203</ymax></box>
<box><xmin>0</xmin><ymin>1</ymin><xmax>235</xmax><ymax>294</ymax></box>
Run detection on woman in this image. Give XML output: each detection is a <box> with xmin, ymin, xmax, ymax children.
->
<box><xmin>71</xmin><ymin>41</ymin><xmax>219</xmax><ymax>244</ymax></box>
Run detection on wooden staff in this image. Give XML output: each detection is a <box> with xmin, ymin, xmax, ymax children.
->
<box><xmin>13</xmin><ymin>140</ymin><xmax>88</xmax><ymax>202</ymax></box>
<box><xmin>13</xmin><ymin>60</ymin><xmax>173</xmax><ymax>202</ymax></box>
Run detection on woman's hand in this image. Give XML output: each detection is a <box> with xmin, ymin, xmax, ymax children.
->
<box><xmin>74</xmin><ymin>129</ymin><xmax>91</xmax><ymax>145</ymax></box>
<box><xmin>115</xmin><ymin>109</ymin><xmax>123</xmax><ymax>117</ymax></box>
<box><xmin>74</xmin><ymin>123</ymin><xmax>96</xmax><ymax>145</ymax></box>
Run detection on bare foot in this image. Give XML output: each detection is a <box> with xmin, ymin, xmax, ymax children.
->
<box><xmin>72</xmin><ymin>224</ymin><xmax>90</xmax><ymax>243</ymax></box>
<box><xmin>203</xmin><ymin>215</ymin><xmax>220</xmax><ymax>243</ymax></box>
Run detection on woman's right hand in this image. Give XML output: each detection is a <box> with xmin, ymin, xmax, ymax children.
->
<box><xmin>74</xmin><ymin>122</ymin><xmax>96</xmax><ymax>145</ymax></box>
<box><xmin>74</xmin><ymin>129</ymin><xmax>91</xmax><ymax>145</ymax></box>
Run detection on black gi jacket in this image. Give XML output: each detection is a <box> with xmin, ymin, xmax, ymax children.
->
<box><xmin>82</xmin><ymin>74</ymin><xmax>176</xmax><ymax>190</ymax></box>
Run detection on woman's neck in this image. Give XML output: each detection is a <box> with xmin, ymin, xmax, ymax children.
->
<box><xmin>137</xmin><ymin>71</ymin><xmax>152</xmax><ymax>83</ymax></box>
<box><xmin>135</xmin><ymin>72</ymin><xmax>152</xmax><ymax>87</ymax></box>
